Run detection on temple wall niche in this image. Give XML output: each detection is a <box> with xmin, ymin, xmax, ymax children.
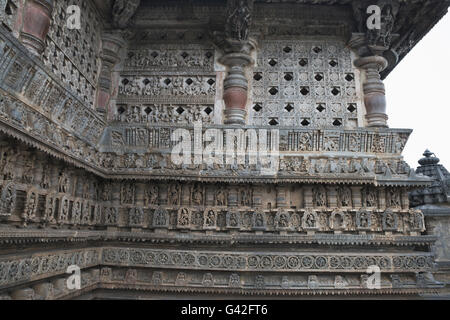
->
<box><xmin>250</xmin><ymin>39</ymin><xmax>363</xmax><ymax>128</ymax></box>
<box><xmin>42</xmin><ymin>0</ymin><xmax>102</xmax><ymax>109</ymax></box>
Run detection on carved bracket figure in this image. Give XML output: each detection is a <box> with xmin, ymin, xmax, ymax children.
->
<box><xmin>112</xmin><ymin>0</ymin><xmax>140</xmax><ymax>29</ymax></box>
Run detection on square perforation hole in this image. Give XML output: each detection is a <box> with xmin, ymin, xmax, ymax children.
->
<box><xmin>347</xmin><ymin>103</ymin><xmax>357</xmax><ymax>113</ymax></box>
<box><xmin>316</xmin><ymin>103</ymin><xmax>326</xmax><ymax>112</ymax></box>
<box><xmin>204</xmin><ymin>107</ymin><xmax>213</xmax><ymax>115</ymax></box>
<box><xmin>299</xmin><ymin>58</ymin><xmax>308</xmax><ymax>67</ymax></box>
<box><xmin>205</xmin><ymin>52</ymin><xmax>213</xmax><ymax>59</ymax></box>
<box><xmin>253</xmin><ymin>103</ymin><xmax>262</xmax><ymax>112</ymax></box>
<box><xmin>144</xmin><ymin>106</ymin><xmax>152</xmax><ymax>115</ymax></box>
<box><xmin>207</xmin><ymin>78</ymin><xmax>215</xmax><ymax>86</ymax></box>
<box><xmin>331</xmin><ymin>87</ymin><xmax>340</xmax><ymax>96</ymax></box>
<box><xmin>269</xmin><ymin>118</ymin><xmax>279</xmax><ymax>126</ymax></box>
<box><xmin>117</xmin><ymin>106</ymin><xmax>126</xmax><ymax>114</ymax></box>
<box><xmin>314</xmin><ymin>73</ymin><xmax>324</xmax><ymax>81</ymax></box>
<box><xmin>176</xmin><ymin>107</ymin><xmax>185</xmax><ymax>115</ymax></box>
<box><xmin>283</xmin><ymin>46</ymin><xmax>292</xmax><ymax>53</ymax></box>
<box><xmin>268</xmin><ymin>59</ymin><xmax>278</xmax><ymax>67</ymax></box>
<box><xmin>301</xmin><ymin>119</ymin><xmax>310</xmax><ymax>126</ymax></box>
<box><xmin>329</xmin><ymin>59</ymin><xmax>338</xmax><ymax>67</ymax></box>
<box><xmin>254</xmin><ymin>72</ymin><xmax>263</xmax><ymax>81</ymax></box>
<box><xmin>333</xmin><ymin>119</ymin><xmax>343</xmax><ymax>127</ymax></box>
<box><xmin>345</xmin><ymin>73</ymin><xmax>354</xmax><ymax>82</ymax></box>
<box><xmin>284</xmin><ymin>72</ymin><xmax>293</xmax><ymax>81</ymax></box>
<box><xmin>269</xmin><ymin>87</ymin><xmax>279</xmax><ymax>95</ymax></box>
<box><xmin>151</xmin><ymin>51</ymin><xmax>159</xmax><ymax>58</ymax></box>
<box><xmin>181</xmin><ymin>52</ymin><xmax>189</xmax><ymax>59</ymax></box>
<box><xmin>285</xmin><ymin>103</ymin><xmax>294</xmax><ymax>112</ymax></box>
<box><xmin>312</xmin><ymin>46</ymin><xmax>322</xmax><ymax>54</ymax></box>
<box><xmin>185</xmin><ymin>78</ymin><xmax>193</xmax><ymax>85</ymax></box>
<box><xmin>164</xmin><ymin>78</ymin><xmax>172</xmax><ymax>85</ymax></box>
<box><xmin>300</xmin><ymin>87</ymin><xmax>310</xmax><ymax>96</ymax></box>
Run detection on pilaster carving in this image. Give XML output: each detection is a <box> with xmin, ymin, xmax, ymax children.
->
<box><xmin>97</xmin><ymin>33</ymin><xmax>125</xmax><ymax>114</ymax></box>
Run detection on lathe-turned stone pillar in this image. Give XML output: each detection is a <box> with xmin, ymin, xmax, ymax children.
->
<box><xmin>215</xmin><ymin>0</ymin><xmax>256</xmax><ymax>125</ymax></box>
<box><xmin>97</xmin><ymin>33</ymin><xmax>125</xmax><ymax>115</ymax></box>
<box><xmin>19</xmin><ymin>0</ymin><xmax>53</xmax><ymax>55</ymax></box>
<box><xmin>354</xmin><ymin>55</ymin><xmax>389</xmax><ymax>127</ymax></box>
<box><xmin>220</xmin><ymin>50</ymin><xmax>254</xmax><ymax>125</ymax></box>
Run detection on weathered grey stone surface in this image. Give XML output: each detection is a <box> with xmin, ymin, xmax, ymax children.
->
<box><xmin>0</xmin><ymin>0</ymin><xmax>449</xmax><ymax>299</ymax></box>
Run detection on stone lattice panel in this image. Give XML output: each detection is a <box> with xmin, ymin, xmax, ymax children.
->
<box><xmin>0</xmin><ymin>0</ymin><xmax>19</xmax><ymax>32</ymax></box>
<box><xmin>117</xmin><ymin>42</ymin><xmax>217</xmax><ymax>124</ymax></box>
<box><xmin>43</xmin><ymin>0</ymin><xmax>101</xmax><ymax>109</ymax></box>
<box><xmin>251</xmin><ymin>40</ymin><xmax>361</xmax><ymax>128</ymax></box>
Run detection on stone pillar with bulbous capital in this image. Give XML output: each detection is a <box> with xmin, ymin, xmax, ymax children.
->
<box><xmin>96</xmin><ymin>33</ymin><xmax>125</xmax><ymax>115</ymax></box>
<box><xmin>349</xmin><ymin>34</ymin><xmax>389</xmax><ymax>128</ymax></box>
<box><xmin>19</xmin><ymin>0</ymin><xmax>53</xmax><ymax>56</ymax></box>
<box><xmin>216</xmin><ymin>0</ymin><xmax>256</xmax><ymax>125</ymax></box>
<box><xmin>354</xmin><ymin>55</ymin><xmax>389</xmax><ymax>127</ymax></box>
<box><xmin>220</xmin><ymin>48</ymin><xmax>255</xmax><ymax>125</ymax></box>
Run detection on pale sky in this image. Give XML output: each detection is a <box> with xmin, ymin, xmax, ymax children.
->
<box><xmin>385</xmin><ymin>12</ymin><xmax>450</xmax><ymax>169</ymax></box>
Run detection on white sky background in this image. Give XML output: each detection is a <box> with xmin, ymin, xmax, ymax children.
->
<box><xmin>385</xmin><ymin>12</ymin><xmax>450</xmax><ymax>169</ymax></box>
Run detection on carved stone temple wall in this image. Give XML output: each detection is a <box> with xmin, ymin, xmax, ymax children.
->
<box><xmin>0</xmin><ymin>0</ymin><xmax>449</xmax><ymax>299</ymax></box>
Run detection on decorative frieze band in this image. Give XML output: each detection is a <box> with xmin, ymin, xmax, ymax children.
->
<box><xmin>102</xmin><ymin>247</ymin><xmax>434</xmax><ymax>273</ymax></box>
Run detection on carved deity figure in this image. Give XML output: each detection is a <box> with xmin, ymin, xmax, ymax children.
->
<box><xmin>168</xmin><ymin>184</ymin><xmax>180</xmax><ymax>206</ymax></box>
<box><xmin>121</xmin><ymin>183</ymin><xmax>135</xmax><ymax>204</ymax></box>
<box><xmin>306</xmin><ymin>213</ymin><xmax>316</xmax><ymax>228</ymax></box>
<box><xmin>385</xmin><ymin>211</ymin><xmax>396</xmax><ymax>229</ymax></box>
<box><xmin>410</xmin><ymin>210</ymin><xmax>424</xmax><ymax>230</ymax></box>
<box><xmin>226</xmin><ymin>0</ymin><xmax>252</xmax><ymax>41</ymax></box>
<box><xmin>1</xmin><ymin>148</ymin><xmax>17</xmax><ymax>180</ymax></box>
<box><xmin>145</xmin><ymin>185</ymin><xmax>159</xmax><ymax>206</ymax></box>
<box><xmin>40</xmin><ymin>165</ymin><xmax>51</xmax><ymax>189</ymax></box>
<box><xmin>359</xmin><ymin>212</ymin><xmax>369</xmax><ymax>228</ymax></box>
<box><xmin>205</xmin><ymin>209</ymin><xmax>216</xmax><ymax>227</ymax></box>
<box><xmin>278</xmin><ymin>213</ymin><xmax>289</xmax><ymax>228</ymax></box>
<box><xmin>43</xmin><ymin>196</ymin><xmax>56</xmax><ymax>225</ymax></box>
<box><xmin>178</xmin><ymin>208</ymin><xmax>190</xmax><ymax>226</ymax></box>
<box><xmin>215</xmin><ymin>188</ymin><xmax>227</xmax><ymax>206</ymax></box>
<box><xmin>387</xmin><ymin>188</ymin><xmax>401</xmax><ymax>208</ymax></box>
<box><xmin>229</xmin><ymin>211</ymin><xmax>239</xmax><ymax>227</ymax></box>
<box><xmin>191</xmin><ymin>185</ymin><xmax>203</xmax><ymax>206</ymax></box>
<box><xmin>59</xmin><ymin>199</ymin><xmax>69</xmax><ymax>224</ymax></box>
<box><xmin>240</xmin><ymin>188</ymin><xmax>252</xmax><ymax>206</ymax></box>
<box><xmin>363</xmin><ymin>187</ymin><xmax>377</xmax><ymax>207</ymax></box>
<box><xmin>229</xmin><ymin>273</ymin><xmax>240</xmax><ymax>287</ymax></box>
<box><xmin>154</xmin><ymin>208</ymin><xmax>167</xmax><ymax>226</ymax></box>
<box><xmin>23</xmin><ymin>192</ymin><xmax>37</xmax><ymax>225</ymax></box>
<box><xmin>338</xmin><ymin>187</ymin><xmax>352</xmax><ymax>207</ymax></box>
<box><xmin>313</xmin><ymin>186</ymin><xmax>327</xmax><ymax>207</ymax></box>
<box><xmin>72</xmin><ymin>201</ymin><xmax>82</xmax><ymax>225</ymax></box>
<box><xmin>58</xmin><ymin>171</ymin><xmax>69</xmax><ymax>193</ymax></box>
<box><xmin>255</xmin><ymin>212</ymin><xmax>264</xmax><ymax>228</ymax></box>
<box><xmin>0</xmin><ymin>183</ymin><xmax>16</xmax><ymax>214</ymax></box>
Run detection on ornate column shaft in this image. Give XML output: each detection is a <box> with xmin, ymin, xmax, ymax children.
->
<box><xmin>216</xmin><ymin>0</ymin><xmax>256</xmax><ymax>125</ymax></box>
<box><xmin>220</xmin><ymin>52</ymin><xmax>254</xmax><ymax>125</ymax></box>
<box><xmin>19</xmin><ymin>0</ymin><xmax>53</xmax><ymax>55</ymax></box>
<box><xmin>349</xmin><ymin>0</ymin><xmax>400</xmax><ymax>128</ymax></box>
<box><xmin>354</xmin><ymin>55</ymin><xmax>389</xmax><ymax>127</ymax></box>
<box><xmin>97</xmin><ymin>33</ymin><xmax>124</xmax><ymax>114</ymax></box>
